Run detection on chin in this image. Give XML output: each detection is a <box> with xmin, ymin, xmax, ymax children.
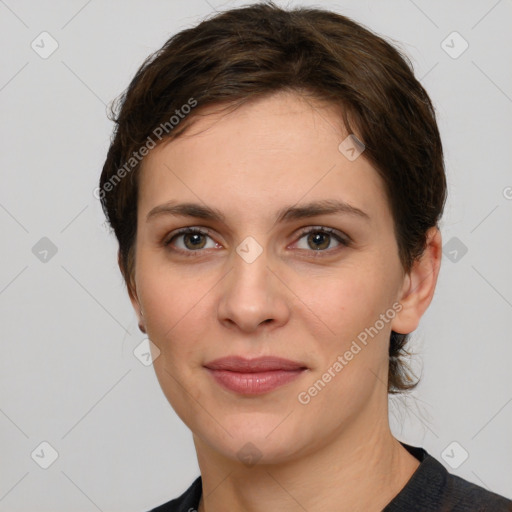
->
<box><xmin>193</xmin><ymin>412</ymin><xmax>313</xmax><ymax>466</ymax></box>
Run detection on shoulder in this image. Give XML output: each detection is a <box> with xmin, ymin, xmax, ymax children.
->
<box><xmin>441</xmin><ymin>471</ymin><xmax>512</xmax><ymax>511</ymax></box>
<box><xmin>385</xmin><ymin>443</ymin><xmax>512</xmax><ymax>511</ymax></box>
<box><xmin>145</xmin><ymin>476</ymin><xmax>202</xmax><ymax>512</ymax></box>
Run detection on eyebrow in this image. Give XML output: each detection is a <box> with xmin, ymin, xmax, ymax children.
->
<box><xmin>146</xmin><ymin>199</ymin><xmax>370</xmax><ymax>224</ymax></box>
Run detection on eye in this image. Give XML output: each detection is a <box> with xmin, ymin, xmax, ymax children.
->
<box><xmin>163</xmin><ymin>226</ymin><xmax>350</xmax><ymax>257</ymax></box>
<box><xmin>164</xmin><ymin>227</ymin><xmax>220</xmax><ymax>255</ymax></box>
<box><xmin>293</xmin><ymin>227</ymin><xmax>350</xmax><ymax>253</ymax></box>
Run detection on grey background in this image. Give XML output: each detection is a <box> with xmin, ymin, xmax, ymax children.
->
<box><xmin>1</xmin><ymin>0</ymin><xmax>511</xmax><ymax>510</ymax></box>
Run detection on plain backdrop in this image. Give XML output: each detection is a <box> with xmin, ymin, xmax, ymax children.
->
<box><xmin>1</xmin><ymin>0</ymin><xmax>511</xmax><ymax>510</ymax></box>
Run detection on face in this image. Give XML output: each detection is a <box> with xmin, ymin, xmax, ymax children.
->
<box><xmin>129</xmin><ymin>91</ymin><xmax>410</xmax><ymax>465</ymax></box>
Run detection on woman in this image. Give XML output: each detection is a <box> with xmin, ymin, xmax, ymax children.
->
<box><xmin>99</xmin><ymin>2</ymin><xmax>512</xmax><ymax>510</ymax></box>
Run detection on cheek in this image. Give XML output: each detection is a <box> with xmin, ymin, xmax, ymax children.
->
<box><xmin>138</xmin><ymin>262</ymin><xmax>212</xmax><ymax>409</ymax></box>
<box><xmin>135</xmin><ymin>253</ymin><xmax>211</xmax><ymax>354</ymax></box>
<box><xmin>297</xmin><ymin>263</ymin><xmax>397</xmax><ymax>339</ymax></box>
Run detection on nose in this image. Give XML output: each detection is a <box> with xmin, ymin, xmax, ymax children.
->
<box><xmin>217</xmin><ymin>245</ymin><xmax>290</xmax><ymax>333</ymax></box>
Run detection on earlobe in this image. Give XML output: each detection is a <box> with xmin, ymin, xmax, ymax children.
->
<box><xmin>118</xmin><ymin>249</ymin><xmax>146</xmax><ymax>334</ymax></box>
<box><xmin>138</xmin><ymin>306</ymin><xmax>146</xmax><ymax>334</ymax></box>
<box><xmin>391</xmin><ymin>227</ymin><xmax>442</xmax><ymax>335</ymax></box>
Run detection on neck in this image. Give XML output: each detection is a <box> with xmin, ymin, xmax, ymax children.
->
<box><xmin>194</xmin><ymin>404</ymin><xmax>420</xmax><ymax>512</ymax></box>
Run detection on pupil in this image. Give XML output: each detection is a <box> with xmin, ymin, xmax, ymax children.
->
<box><xmin>186</xmin><ymin>233</ymin><xmax>205</xmax><ymax>249</ymax></box>
<box><xmin>309</xmin><ymin>232</ymin><xmax>329</xmax><ymax>250</ymax></box>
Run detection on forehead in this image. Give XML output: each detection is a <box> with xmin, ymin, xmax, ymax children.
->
<box><xmin>137</xmin><ymin>91</ymin><xmax>390</xmax><ymax>225</ymax></box>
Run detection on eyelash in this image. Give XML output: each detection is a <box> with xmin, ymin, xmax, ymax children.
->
<box><xmin>163</xmin><ymin>226</ymin><xmax>351</xmax><ymax>257</ymax></box>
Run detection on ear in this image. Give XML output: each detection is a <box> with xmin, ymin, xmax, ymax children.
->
<box><xmin>391</xmin><ymin>227</ymin><xmax>442</xmax><ymax>334</ymax></box>
<box><xmin>118</xmin><ymin>249</ymin><xmax>146</xmax><ymax>334</ymax></box>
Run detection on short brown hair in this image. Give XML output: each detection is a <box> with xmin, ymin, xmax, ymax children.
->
<box><xmin>99</xmin><ymin>1</ymin><xmax>447</xmax><ymax>393</ymax></box>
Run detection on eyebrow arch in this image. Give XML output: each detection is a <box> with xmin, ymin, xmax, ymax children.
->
<box><xmin>146</xmin><ymin>199</ymin><xmax>370</xmax><ymax>224</ymax></box>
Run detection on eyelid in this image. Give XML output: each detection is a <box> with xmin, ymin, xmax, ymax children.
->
<box><xmin>163</xmin><ymin>226</ymin><xmax>217</xmax><ymax>246</ymax></box>
<box><xmin>293</xmin><ymin>225</ymin><xmax>352</xmax><ymax>245</ymax></box>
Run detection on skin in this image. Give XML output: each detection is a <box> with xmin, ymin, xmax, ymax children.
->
<box><xmin>124</xmin><ymin>90</ymin><xmax>442</xmax><ymax>512</ymax></box>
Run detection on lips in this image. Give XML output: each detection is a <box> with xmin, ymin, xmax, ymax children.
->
<box><xmin>204</xmin><ymin>356</ymin><xmax>307</xmax><ymax>372</ymax></box>
<box><xmin>204</xmin><ymin>356</ymin><xmax>308</xmax><ymax>395</ymax></box>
